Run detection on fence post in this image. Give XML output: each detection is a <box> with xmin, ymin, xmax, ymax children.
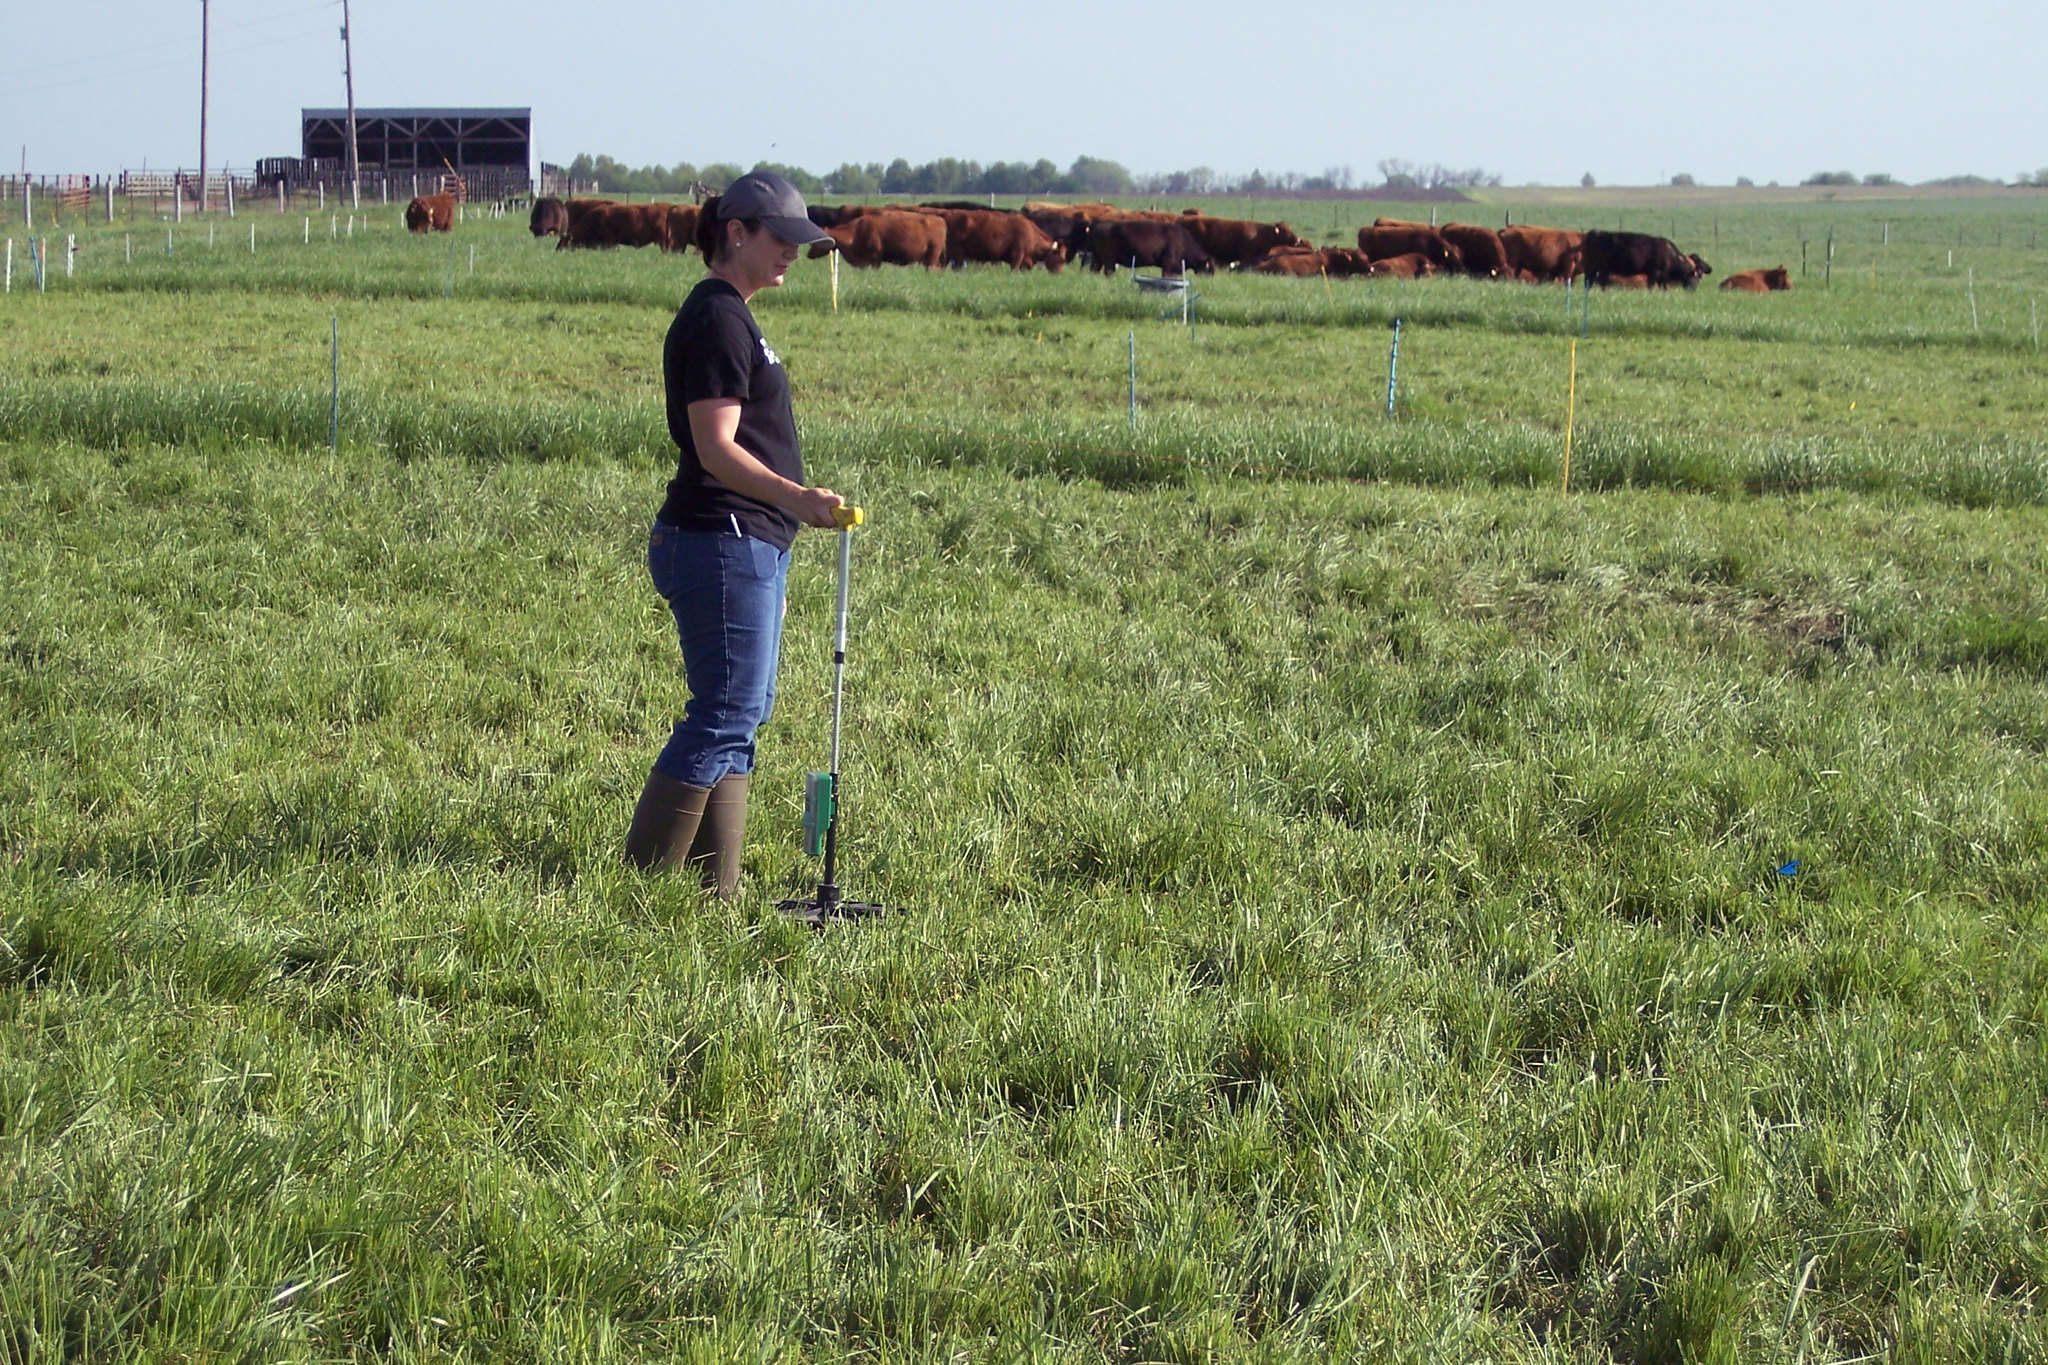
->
<box><xmin>106</xmin><ymin>180</ymin><xmax>113</xmax><ymax>223</ymax></box>
<box><xmin>1385</xmin><ymin>317</ymin><xmax>1403</xmax><ymax>417</ymax></box>
<box><xmin>65</xmin><ymin>233</ymin><xmax>75</xmax><ymax>278</ymax></box>
<box><xmin>1561</xmin><ymin>337</ymin><xmax>1578</xmax><ymax>494</ymax></box>
<box><xmin>1967</xmin><ymin>269</ymin><xmax>1979</xmax><ymax>332</ymax></box>
<box><xmin>2032</xmin><ymin>298</ymin><xmax>2040</xmax><ymax>351</ymax></box>
<box><xmin>250</xmin><ymin>223</ymin><xmax>256</xmax><ymax>253</ymax></box>
<box><xmin>166</xmin><ymin>227</ymin><xmax>173</xmax><ymax>256</ymax></box>
<box><xmin>226</xmin><ymin>175</ymin><xmax>235</xmax><ymax>217</ymax></box>
<box><xmin>1127</xmin><ymin>331</ymin><xmax>1137</xmax><ymax>430</ymax></box>
<box><xmin>21</xmin><ymin>180</ymin><xmax>29</xmax><ymax>230</ymax></box>
<box><xmin>329</xmin><ymin>316</ymin><xmax>340</xmax><ymax>455</ymax></box>
<box><xmin>126</xmin><ymin>233</ymin><xmax>131</xmax><ymax>263</ymax></box>
<box><xmin>4</xmin><ymin>238</ymin><xmax>10</xmax><ymax>293</ymax></box>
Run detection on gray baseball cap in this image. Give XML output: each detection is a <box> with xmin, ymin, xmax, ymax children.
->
<box><xmin>718</xmin><ymin>171</ymin><xmax>834</xmax><ymax>246</ymax></box>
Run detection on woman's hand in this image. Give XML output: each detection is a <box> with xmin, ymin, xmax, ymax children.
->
<box><xmin>791</xmin><ymin>485</ymin><xmax>846</xmax><ymax>528</ymax></box>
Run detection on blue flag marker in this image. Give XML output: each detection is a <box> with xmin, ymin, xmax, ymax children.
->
<box><xmin>1775</xmin><ymin>860</ymin><xmax>1802</xmax><ymax>878</ymax></box>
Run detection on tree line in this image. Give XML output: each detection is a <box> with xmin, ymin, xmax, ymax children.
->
<box><xmin>559</xmin><ymin>153</ymin><xmax>1493</xmax><ymax>199</ymax></box>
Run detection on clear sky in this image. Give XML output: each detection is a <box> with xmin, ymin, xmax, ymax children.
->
<box><xmin>4</xmin><ymin>0</ymin><xmax>2043</xmax><ymax>187</ymax></box>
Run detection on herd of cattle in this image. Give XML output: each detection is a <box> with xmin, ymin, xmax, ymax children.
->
<box><xmin>402</xmin><ymin>191</ymin><xmax>1793</xmax><ymax>293</ymax></box>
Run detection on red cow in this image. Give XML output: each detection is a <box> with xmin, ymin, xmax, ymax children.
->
<box><xmin>809</xmin><ymin>211</ymin><xmax>948</xmax><ymax>268</ymax></box>
<box><xmin>927</xmin><ymin>209</ymin><xmax>1067</xmax><ymax>270</ymax></box>
<box><xmin>1440</xmin><ymin>223</ymin><xmax>1511</xmax><ymax>279</ymax></box>
<box><xmin>1358</xmin><ymin>220</ymin><xmax>1462</xmax><ymax>270</ymax></box>
<box><xmin>1174</xmin><ymin>214</ymin><xmax>1307</xmax><ymax>267</ymax></box>
<box><xmin>1498</xmin><ymin>226</ymin><xmax>1584</xmax><ymax>283</ymax></box>
<box><xmin>559</xmin><ymin>201</ymin><xmax>672</xmax><ymax>250</ymax></box>
<box><xmin>1721</xmin><ymin>265</ymin><xmax>1794</xmax><ymax>293</ymax></box>
<box><xmin>405</xmin><ymin>193</ymin><xmax>455</xmax><ymax>233</ymax></box>
<box><xmin>529</xmin><ymin>196</ymin><xmax>569</xmax><ymax>238</ymax></box>
<box><xmin>1366</xmin><ymin>253</ymin><xmax>1439</xmax><ymax>279</ymax></box>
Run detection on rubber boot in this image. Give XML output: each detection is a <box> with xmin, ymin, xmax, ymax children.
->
<box><xmin>622</xmin><ymin>770</ymin><xmax>711</xmax><ymax>871</ymax></box>
<box><xmin>688</xmin><ymin>773</ymin><xmax>751</xmax><ymax>897</ymax></box>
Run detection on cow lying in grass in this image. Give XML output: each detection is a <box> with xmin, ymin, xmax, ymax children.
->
<box><xmin>1721</xmin><ymin>266</ymin><xmax>1794</xmax><ymax>293</ymax></box>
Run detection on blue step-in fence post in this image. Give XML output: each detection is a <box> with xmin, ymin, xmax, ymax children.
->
<box><xmin>1385</xmin><ymin>317</ymin><xmax>1403</xmax><ymax>417</ymax></box>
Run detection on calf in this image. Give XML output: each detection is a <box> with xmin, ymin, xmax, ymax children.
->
<box><xmin>1366</xmin><ymin>253</ymin><xmax>1439</xmax><ymax>280</ymax></box>
<box><xmin>1720</xmin><ymin>265</ymin><xmax>1794</xmax><ymax>293</ymax></box>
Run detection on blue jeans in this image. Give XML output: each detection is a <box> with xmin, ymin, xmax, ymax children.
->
<box><xmin>647</xmin><ymin>521</ymin><xmax>791</xmax><ymax>787</ymax></box>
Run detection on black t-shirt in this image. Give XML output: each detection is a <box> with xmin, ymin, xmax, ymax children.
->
<box><xmin>658</xmin><ymin>277</ymin><xmax>803</xmax><ymax>550</ymax></box>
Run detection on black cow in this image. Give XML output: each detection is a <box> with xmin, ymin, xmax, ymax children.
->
<box><xmin>1580</xmin><ymin>230</ymin><xmax>1709</xmax><ymax>288</ymax></box>
<box><xmin>1082</xmin><ymin>218</ymin><xmax>1217</xmax><ymax>276</ymax></box>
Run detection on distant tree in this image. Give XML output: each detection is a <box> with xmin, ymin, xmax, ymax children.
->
<box><xmin>1862</xmin><ymin>173</ymin><xmax>1896</xmax><ymax>186</ymax></box>
<box><xmin>751</xmin><ymin>162</ymin><xmax>823</xmax><ymax>196</ymax></box>
<box><xmin>1920</xmin><ymin>173</ymin><xmax>2001</xmax><ymax>186</ymax></box>
<box><xmin>1379</xmin><ymin>159</ymin><xmax>1418</xmax><ymax>190</ymax></box>
<box><xmin>1735</xmin><ymin>176</ymin><xmax>1755</xmax><ymax>187</ymax></box>
<box><xmin>1581</xmin><ymin>172</ymin><xmax>1596</xmax><ymax>188</ymax></box>
<box><xmin>1670</xmin><ymin>173</ymin><xmax>1695</xmax><ymax>187</ymax></box>
<box><xmin>699</xmin><ymin>163</ymin><xmax>743</xmax><ymax>192</ymax></box>
<box><xmin>1241</xmin><ymin>168</ymin><xmax>1270</xmax><ymax>194</ymax></box>
<box><xmin>879</xmin><ymin>158</ymin><xmax>915</xmax><ymax>194</ymax></box>
<box><xmin>1065</xmin><ymin>156</ymin><xmax>1133</xmax><ymax>196</ymax></box>
<box><xmin>1803</xmin><ymin>171</ymin><xmax>1857</xmax><ymax>186</ymax></box>
<box><xmin>825</xmin><ymin>163</ymin><xmax>882</xmax><ymax>195</ymax></box>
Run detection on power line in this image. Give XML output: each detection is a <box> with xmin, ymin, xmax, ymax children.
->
<box><xmin>2</xmin><ymin>29</ymin><xmax>326</xmax><ymax>100</ymax></box>
<box><xmin>0</xmin><ymin>1</ymin><xmax>335</xmax><ymax>79</ymax></box>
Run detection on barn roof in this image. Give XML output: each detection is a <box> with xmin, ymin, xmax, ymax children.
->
<box><xmin>302</xmin><ymin>108</ymin><xmax>530</xmax><ymax>119</ymax></box>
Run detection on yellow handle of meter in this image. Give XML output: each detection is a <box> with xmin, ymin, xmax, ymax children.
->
<box><xmin>831</xmin><ymin>505</ymin><xmax>865</xmax><ymax>529</ymax></box>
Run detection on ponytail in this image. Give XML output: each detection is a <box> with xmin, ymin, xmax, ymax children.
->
<box><xmin>695</xmin><ymin>195</ymin><xmax>768</xmax><ymax>267</ymax></box>
<box><xmin>694</xmin><ymin>194</ymin><xmax>724</xmax><ymax>266</ymax></box>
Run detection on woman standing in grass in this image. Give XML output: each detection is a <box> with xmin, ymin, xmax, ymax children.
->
<box><xmin>624</xmin><ymin>172</ymin><xmax>844</xmax><ymax>892</ymax></box>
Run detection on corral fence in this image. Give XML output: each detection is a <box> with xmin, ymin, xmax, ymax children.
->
<box><xmin>2</xmin><ymin>167</ymin><xmax>598</xmax><ymax>224</ymax></box>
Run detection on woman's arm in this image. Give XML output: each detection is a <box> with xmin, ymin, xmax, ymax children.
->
<box><xmin>687</xmin><ymin>398</ymin><xmax>843</xmax><ymax>528</ymax></box>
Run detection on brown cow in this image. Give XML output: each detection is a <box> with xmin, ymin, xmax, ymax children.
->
<box><xmin>1358</xmin><ymin>221</ymin><xmax>1461</xmax><ymax>270</ymax></box>
<box><xmin>1720</xmin><ymin>265</ymin><xmax>1793</xmax><ymax>293</ymax></box>
<box><xmin>1440</xmin><ymin>223</ymin><xmax>1511</xmax><ymax>279</ymax></box>
<box><xmin>1175</xmin><ymin>214</ymin><xmax>1306</xmax><ymax>267</ymax></box>
<box><xmin>925</xmin><ymin>209</ymin><xmax>1066</xmax><ymax>270</ymax></box>
<box><xmin>1083</xmin><ymin>218</ymin><xmax>1216</xmax><ymax>275</ymax></box>
<box><xmin>529</xmin><ymin>196</ymin><xmax>569</xmax><ymax>238</ymax></box>
<box><xmin>1320</xmin><ymin>247</ymin><xmax>1378</xmax><ymax>277</ymax></box>
<box><xmin>559</xmin><ymin>201</ymin><xmax>672</xmax><ymax>250</ymax></box>
<box><xmin>1366</xmin><ymin>253</ymin><xmax>1439</xmax><ymax>280</ymax></box>
<box><xmin>405</xmin><ymin>193</ymin><xmax>455</xmax><ymax>233</ymax></box>
<box><xmin>1498</xmin><ymin>225</ymin><xmax>1584</xmax><ymax>283</ymax></box>
<box><xmin>808</xmin><ymin>211</ymin><xmax>948</xmax><ymax>268</ymax></box>
<box><xmin>1245</xmin><ymin>246</ymin><xmax>1327</xmax><ymax>276</ymax></box>
<box><xmin>662</xmin><ymin>204</ymin><xmax>700</xmax><ymax>253</ymax></box>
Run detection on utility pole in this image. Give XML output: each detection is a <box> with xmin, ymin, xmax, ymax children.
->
<box><xmin>198</xmin><ymin>0</ymin><xmax>210</xmax><ymax>213</ymax></box>
<box><xmin>341</xmin><ymin>0</ymin><xmax>360</xmax><ymax>210</ymax></box>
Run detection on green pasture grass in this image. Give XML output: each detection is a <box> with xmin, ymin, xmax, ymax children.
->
<box><xmin>3</xmin><ymin>437</ymin><xmax>2045</xmax><ymax>1361</ymax></box>
<box><xmin>2</xmin><ymin>195</ymin><xmax>2045</xmax><ymax>1359</ymax></box>
<box><xmin>6</xmin><ymin>258</ymin><xmax>2048</xmax><ymax>508</ymax></box>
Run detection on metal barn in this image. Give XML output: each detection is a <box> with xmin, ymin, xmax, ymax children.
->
<box><xmin>297</xmin><ymin>107</ymin><xmax>533</xmax><ymax>199</ymax></box>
